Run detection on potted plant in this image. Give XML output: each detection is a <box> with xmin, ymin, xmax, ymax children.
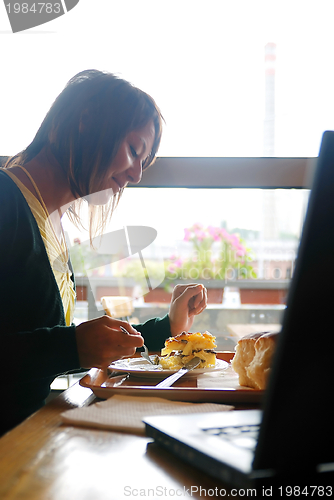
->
<box><xmin>111</xmin><ymin>223</ymin><xmax>257</xmax><ymax>304</ymax></box>
<box><xmin>167</xmin><ymin>224</ymin><xmax>255</xmax><ymax>276</ymax></box>
<box><xmin>161</xmin><ymin>223</ymin><xmax>257</xmax><ymax>303</ymax></box>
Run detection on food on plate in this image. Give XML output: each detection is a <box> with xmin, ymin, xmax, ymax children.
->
<box><xmin>159</xmin><ymin>331</ymin><xmax>217</xmax><ymax>369</ymax></box>
<box><xmin>231</xmin><ymin>331</ymin><xmax>278</xmax><ymax>390</ymax></box>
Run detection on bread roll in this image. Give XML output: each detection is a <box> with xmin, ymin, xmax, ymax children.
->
<box><xmin>232</xmin><ymin>331</ymin><xmax>278</xmax><ymax>390</ymax></box>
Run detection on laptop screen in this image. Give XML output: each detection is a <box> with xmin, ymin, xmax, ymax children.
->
<box><xmin>254</xmin><ymin>131</ymin><xmax>334</xmax><ymax>472</ymax></box>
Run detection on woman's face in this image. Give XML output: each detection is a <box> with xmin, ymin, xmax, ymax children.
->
<box><xmin>86</xmin><ymin>119</ymin><xmax>155</xmax><ymax>206</ymax></box>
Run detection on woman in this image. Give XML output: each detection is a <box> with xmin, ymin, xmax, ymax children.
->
<box><xmin>0</xmin><ymin>70</ymin><xmax>207</xmax><ymax>435</ymax></box>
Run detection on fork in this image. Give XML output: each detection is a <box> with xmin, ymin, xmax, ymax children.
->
<box><xmin>141</xmin><ymin>344</ymin><xmax>156</xmax><ymax>365</ymax></box>
<box><xmin>119</xmin><ymin>326</ymin><xmax>155</xmax><ymax>365</ymax></box>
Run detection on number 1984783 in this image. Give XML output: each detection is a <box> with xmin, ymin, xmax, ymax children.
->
<box><xmin>6</xmin><ymin>3</ymin><xmax>61</xmax><ymax>14</ymax></box>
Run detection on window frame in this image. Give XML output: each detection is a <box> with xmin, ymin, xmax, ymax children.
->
<box><xmin>1</xmin><ymin>155</ymin><xmax>316</xmax><ymax>189</ymax></box>
<box><xmin>138</xmin><ymin>157</ymin><xmax>316</xmax><ymax>189</ymax></box>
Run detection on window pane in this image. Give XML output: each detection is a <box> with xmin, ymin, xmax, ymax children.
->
<box><xmin>66</xmin><ymin>187</ymin><xmax>309</xmax><ymax>349</ymax></box>
<box><xmin>2</xmin><ymin>1</ymin><xmax>334</xmax><ymax>158</ymax></box>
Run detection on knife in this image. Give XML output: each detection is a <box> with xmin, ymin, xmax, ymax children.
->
<box><xmin>155</xmin><ymin>357</ymin><xmax>201</xmax><ymax>388</ymax></box>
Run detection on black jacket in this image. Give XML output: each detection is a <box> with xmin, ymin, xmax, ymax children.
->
<box><xmin>0</xmin><ymin>170</ymin><xmax>170</xmax><ymax>435</ymax></box>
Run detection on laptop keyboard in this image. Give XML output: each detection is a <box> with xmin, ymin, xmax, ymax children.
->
<box><xmin>202</xmin><ymin>424</ymin><xmax>260</xmax><ymax>450</ymax></box>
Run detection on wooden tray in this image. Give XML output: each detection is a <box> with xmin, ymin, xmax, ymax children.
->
<box><xmin>80</xmin><ymin>352</ymin><xmax>263</xmax><ymax>404</ymax></box>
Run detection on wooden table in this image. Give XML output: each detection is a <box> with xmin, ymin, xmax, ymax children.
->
<box><xmin>0</xmin><ymin>381</ymin><xmax>251</xmax><ymax>499</ymax></box>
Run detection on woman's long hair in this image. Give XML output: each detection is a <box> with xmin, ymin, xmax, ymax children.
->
<box><xmin>5</xmin><ymin>69</ymin><xmax>163</xmax><ymax>240</ymax></box>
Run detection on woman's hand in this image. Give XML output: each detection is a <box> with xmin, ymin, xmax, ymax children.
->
<box><xmin>168</xmin><ymin>283</ymin><xmax>207</xmax><ymax>336</ymax></box>
<box><xmin>75</xmin><ymin>316</ymin><xmax>144</xmax><ymax>369</ymax></box>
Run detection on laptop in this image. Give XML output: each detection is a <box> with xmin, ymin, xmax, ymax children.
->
<box><xmin>144</xmin><ymin>131</ymin><xmax>334</xmax><ymax>489</ymax></box>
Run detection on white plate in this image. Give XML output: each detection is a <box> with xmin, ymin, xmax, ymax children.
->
<box><xmin>108</xmin><ymin>358</ymin><xmax>229</xmax><ymax>378</ymax></box>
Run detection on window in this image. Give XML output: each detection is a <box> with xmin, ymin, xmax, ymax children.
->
<box><xmin>1</xmin><ymin>0</ymin><xmax>331</xmax><ymax>350</ymax></box>
<box><xmin>65</xmin><ymin>178</ymin><xmax>310</xmax><ymax>350</ymax></box>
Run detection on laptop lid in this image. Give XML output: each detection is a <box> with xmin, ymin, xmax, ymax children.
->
<box><xmin>144</xmin><ymin>132</ymin><xmax>334</xmax><ymax>484</ymax></box>
<box><xmin>253</xmin><ymin>130</ymin><xmax>334</xmax><ymax>473</ymax></box>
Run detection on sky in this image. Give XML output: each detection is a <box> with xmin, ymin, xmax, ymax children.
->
<box><xmin>1</xmin><ymin>0</ymin><xmax>334</xmax><ymax>158</ymax></box>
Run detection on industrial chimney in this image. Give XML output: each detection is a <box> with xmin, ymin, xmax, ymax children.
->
<box><xmin>263</xmin><ymin>42</ymin><xmax>276</xmax><ymax>156</ymax></box>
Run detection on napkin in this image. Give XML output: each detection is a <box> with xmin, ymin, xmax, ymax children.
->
<box><xmin>60</xmin><ymin>395</ymin><xmax>234</xmax><ymax>434</ymax></box>
<box><xmin>197</xmin><ymin>364</ymin><xmax>242</xmax><ymax>389</ymax></box>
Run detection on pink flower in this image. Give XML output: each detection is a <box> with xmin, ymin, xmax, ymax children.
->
<box><xmin>230</xmin><ymin>234</ymin><xmax>241</xmax><ymax>247</ymax></box>
<box><xmin>207</xmin><ymin>226</ymin><xmax>219</xmax><ymax>241</ymax></box>
<box><xmin>194</xmin><ymin>229</ymin><xmax>206</xmax><ymax>241</ymax></box>
<box><xmin>219</xmin><ymin>228</ymin><xmax>229</xmax><ymax>239</ymax></box>
<box><xmin>236</xmin><ymin>249</ymin><xmax>246</xmax><ymax>257</ymax></box>
<box><xmin>184</xmin><ymin>228</ymin><xmax>191</xmax><ymax>242</ymax></box>
<box><xmin>239</xmin><ymin>243</ymin><xmax>247</xmax><ymax>253</ymax></box>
